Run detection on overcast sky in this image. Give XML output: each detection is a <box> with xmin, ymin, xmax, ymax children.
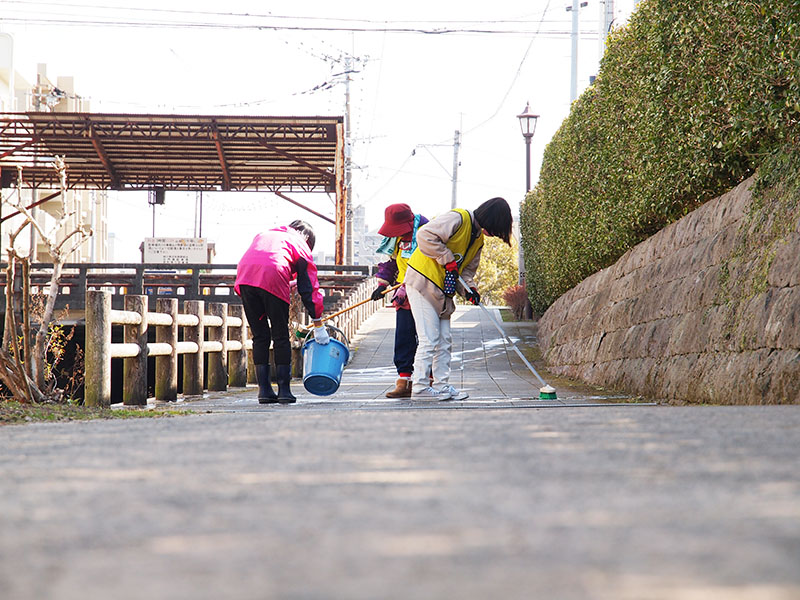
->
<box><xmin>2</xmin><ymin>0</ymin><xmax>639</xmax><ymax>263</ymax></box>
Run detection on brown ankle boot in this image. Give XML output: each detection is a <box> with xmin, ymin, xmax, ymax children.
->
<box><xmin>386</xmin><ymin>377</ymin><xmax>412</xmax><ymax>398</ymax></box>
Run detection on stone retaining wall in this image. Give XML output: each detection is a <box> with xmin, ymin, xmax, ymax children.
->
<box><xmin>537</xmin><ymin>176</ymin><xmax>800</xmax><ymax>404</ymax></box>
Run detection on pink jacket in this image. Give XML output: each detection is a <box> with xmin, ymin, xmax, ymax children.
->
<box><xmin>234</xmin><ymin>226</ymin><xmax>324</xmax><ymax>319</ymax></box>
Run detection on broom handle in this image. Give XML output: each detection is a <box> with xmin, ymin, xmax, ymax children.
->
<box><xmin>484</xmin><ymin>306</ymin><xmax>548</xmax><ymax>388</ymax></box>
<box><xmin>458</xmin><ymin>276</ymin><xmax>548</xmax><ymax>388</ymax></box>
<box><xmin>304</xmin><ymin>283</ymin><xmax>401</xmax><ymax>330</ymax></box>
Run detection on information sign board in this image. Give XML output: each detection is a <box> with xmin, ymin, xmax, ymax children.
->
<box><xmin>143</xmin><ymin>238</ymin><xmax>207</xmax><ymax>264</ymax></box>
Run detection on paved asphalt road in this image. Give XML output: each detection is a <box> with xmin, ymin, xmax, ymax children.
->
<box><xmin>1</xmin><ymin>307</ymin><xmax>799</xmax><ymax>600</ymax></box>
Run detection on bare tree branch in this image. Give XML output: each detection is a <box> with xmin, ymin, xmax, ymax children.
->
<box><xmin>2</xmin><ymin>154</ymin><xmax>95</xmax><ymax>398</ymax></box>
<box><xmin>54</xmin><ymin>226</ymin><xmax>91</xmax><ymax>255</ymax></box>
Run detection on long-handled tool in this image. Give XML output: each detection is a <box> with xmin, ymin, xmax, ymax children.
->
<box><xmin>459</xmin><ymin>276</ymin><xmax>557</xmax><ymax>400</ymax></box>
<box><xmin>300</xmin><ymin>283</ymin><xmax>401</xmax><ymax>332</ymax></box>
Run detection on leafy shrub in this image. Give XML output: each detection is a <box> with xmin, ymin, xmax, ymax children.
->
<box><xmin>502</xmin><ymin>284</ymin><xmax>528</xmax><ymax>321</ymax></box>
<box><xmin>475</xmin><ymin>236</ymin><xmax>519</xmax><ymax>305</ymax></box>
<box><xmin>521</xmin><ymin>0</ymin><xmax>800</xmax><ymax>314</ymax></box>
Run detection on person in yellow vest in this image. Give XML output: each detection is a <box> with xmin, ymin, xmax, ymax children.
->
<box><xmin>371</xmin><ymin>204</ymin><xmax>429</xmax><ymax>398</ymax></box>
<box><xmin>404</xmin><ymin>197</ymin><xmax>513</xmax><ymax>401</ymax></box>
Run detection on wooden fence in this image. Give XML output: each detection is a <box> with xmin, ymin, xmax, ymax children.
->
<box><xmin>84</xmin><ymin>291</ymin><xmax>248</xmax><ymax>407</ymax></box>
<box><xmin>84</xmin><ymin>275</ymin><xmax>382</xmax><ymax>407</ymax></box>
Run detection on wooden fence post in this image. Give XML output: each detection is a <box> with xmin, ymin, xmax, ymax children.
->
<box><xmin>207</xmin><ymin>302</ymin><xmax>227</xmax><ymax>391</ymax></box>
<box><xmin>155</xmin><ymin>297</ymin><xmax>178</xmax><ymax>401</ymax></box>
<box><xmin>84</xmin><ymin>289</ymin><xmax>111</xmax><ymax>408</ymax></box>
<box><xmin>132</xmin><ymin>265</ymin><xmax>144</xmax><ymax>295</ymax></box>
<box><xmin>183</xmin><ymin>300</ymin><xmax>204</xmax><ymax>396</ymax></box>
<box><xmin>228</xmin><ymin>304</ymin><xmax>248</xmax><ymax>387</ymax></box>
<box><xmin>123</xmin><ymin>294</ymin><xmax>148</xmax><ymax>406</ymax></box>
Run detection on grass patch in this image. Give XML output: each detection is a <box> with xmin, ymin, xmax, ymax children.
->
<box><xmin>499</xmin><ymin>308</ymin><xmax>515</xmax><ymax>322</ymax></box>
<box><xmin>0</xmin><ymin>400</ymin><xmax>187</xmax><ymax>426</ymax></box>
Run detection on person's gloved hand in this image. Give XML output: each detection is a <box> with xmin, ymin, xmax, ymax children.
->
<box><xmin>391</xmin><ymin>284</ymin><xmax>407</xmax><ymax>307</ymax></box>
<box><xmin>371</xmin><ymin>284</ymin><xmax>388</xmax><ymax>301</ymax></box>
<box><xmin>465</xmin><ymin>287</ymin><xmax>481</xmax><ymax>306</ymax></box>
<box><xmin>313</xmin><ymin>322</ymin><xmax>330</xmax><ymax>345</ymax></box>
<box><xmin>443</xmin><ymin>261</ymin><xmax>458</xmax><ymax>297</ymax></box>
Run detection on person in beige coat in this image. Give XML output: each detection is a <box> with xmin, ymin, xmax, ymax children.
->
<box><xmin>404</xmin><ymin>197</ymin><xmax>513</xmax><ymax>401</ymax></box>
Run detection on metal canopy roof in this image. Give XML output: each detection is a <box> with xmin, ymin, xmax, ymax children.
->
<box><xmin>0</xmin><ymin>112</ymin><xmax>344</xmax><ymax>193</ymax></box>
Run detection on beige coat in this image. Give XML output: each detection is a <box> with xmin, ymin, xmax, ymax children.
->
<box><xmin>404</xmin><ymin>210</ymin><xmax>482</xmax><ymax>318</ymax></box>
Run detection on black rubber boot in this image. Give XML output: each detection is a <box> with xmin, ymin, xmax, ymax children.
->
<box><xmin>256</xmin><ymin>364</ymin><xmax>278</xmax><ymax>404</ymax></box>
<box><xmin>276</xmin><ymin>364</ymin><xmax>296</xmax><ymax>404</ymax></box>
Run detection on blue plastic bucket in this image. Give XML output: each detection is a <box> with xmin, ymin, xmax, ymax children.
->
<box><xmin>302</xmin><ymin>337</ymin><xmax>350</xmax><ymax>396</ymax></box>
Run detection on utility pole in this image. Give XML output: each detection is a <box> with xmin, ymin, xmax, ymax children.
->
<box><xmin>344</xmin><ymin>54</ymin><xmax>353</xmax><ymax>265</ymax></box>
<box><xmin>567</xmin><ymin>0</ymin><xmax>587</xmax><ymax>103</ymax></box>
<box><xmin>570</xmin><ymin>0</ymin><xmax>579</xmax><ymax>102</ymax></box>
<box><xmin>599</xmin><ymin>0</ymin><xmax>615</xmax><ymax>57</ymax></box>
<box><xmin>450</xmin><ymin>130</ymin><xmax>460</xmax><ymax>209</ymax></box>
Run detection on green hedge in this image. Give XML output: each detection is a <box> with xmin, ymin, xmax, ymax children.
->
<box><xmin>520</xmin><ymin>0</ymin><xmax>800</xmax><ymax>314</ymax></box>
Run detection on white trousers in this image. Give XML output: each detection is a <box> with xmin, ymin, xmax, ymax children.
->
<box><xmin>407</xmin><ymin>285</ymin><xmax>452</xmax><ymax>392</ymax></box>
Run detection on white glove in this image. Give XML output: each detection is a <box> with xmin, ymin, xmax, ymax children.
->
<box><xmin>313</xmin><ymin>324</ymin><xmax>330</xmax><ymax>345</ymax></box>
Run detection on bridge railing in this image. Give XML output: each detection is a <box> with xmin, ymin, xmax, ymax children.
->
<box><xmin>84</xmin><ymin>291</ymin><xmax>253</xmax><ymax>407</ymax></box>
<box><xmin>83</xmin><ymin>270</ymin><xmax>381</xmax><ymax>407</ymax></box>
<box><xmin>0</xmin><ymin>262</ymin><xmax>372</xmax><ymax>313</ymax></box>
<box><xmin>323</xmin><ymin>276</ymin><xmax>381</xmax><ymax>342</ymax></box>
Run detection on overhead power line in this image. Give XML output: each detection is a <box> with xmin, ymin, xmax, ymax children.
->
<box><xmin>1</xmin><ymin>16</ymin><xmax>598</xmax><ymax>37</ymax></box>
<box><xmin>2</xmin><ymin>1</ymin><xmax>600</xmax><ymax>27</ymax></box>
<box><xmin>95</xmin><ymin>76</ymin><xmax>345</xmax><ymax>111</ymax></box>
<box><xmin>464</xmin><ymin>0</ymin><xmax>555</xmax><ymax>136</ymax></box>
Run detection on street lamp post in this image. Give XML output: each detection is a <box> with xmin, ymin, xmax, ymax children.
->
<box><xmin>517</xmin><ymin>102</ymin><xmax>539</xmax><ymax>192</ymax></box>
<box><xmin>516</xmin><ymin>102</ymin><xmax>539</xmax><ymax>279</ymax></box>
<box><xmin>517</xmin><ymin>103</ymin><xmax>539</xmax><ymax>319</ymax></box>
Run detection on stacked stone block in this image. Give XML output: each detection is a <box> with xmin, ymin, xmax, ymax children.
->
<box><xmin>538</xmin><ymin>176</ymin><xmax>800</xmax><ymax>404</ymax></box>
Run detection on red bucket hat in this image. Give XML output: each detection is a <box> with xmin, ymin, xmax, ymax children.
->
<box><xmin>378</xmin><ymin>203</ymin><xmax>415</xmax><ymax>237</ymax></box>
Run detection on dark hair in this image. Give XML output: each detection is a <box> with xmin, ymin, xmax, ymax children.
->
<box><xmin>473</xmin><ymin>197</ymin><xmax>512</xmax><ymax>245</ymax></box>
<box><xmin>289</xmin><ymin>219</ymin><xmax>315</xmax><ymax>251</ymax></box>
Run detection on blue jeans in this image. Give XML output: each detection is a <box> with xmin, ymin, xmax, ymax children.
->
<box><xmin>394</xmin><ymin>308</ymin><xmax>418</xmax><ymax>375</ymax></box>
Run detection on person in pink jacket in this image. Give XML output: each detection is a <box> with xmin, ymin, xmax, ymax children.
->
<box><xmin>235</xmin><ymin>220</ymin><xmax>328</xmax><ymax>404</ymax></box>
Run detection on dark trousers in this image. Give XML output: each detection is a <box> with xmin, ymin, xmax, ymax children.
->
<box><xmin>394</xmin><ymin>307</ymin><xmax>418</xmax><ymax>374</ymax></box>
<box><xmin>239</xmin><ymin>285</ymin><xmax>291</xmax><ymax>366</ymax></box>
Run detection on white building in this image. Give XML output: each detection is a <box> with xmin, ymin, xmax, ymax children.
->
<box><xmin>350</xmin><ymin>204</ymin><xmax>383</xmax><ymax>268</ymax></box>
<box><xmin>1</xmin><ymin>37</ymin><xmax>109</xmax><ymax>264</ymax></box>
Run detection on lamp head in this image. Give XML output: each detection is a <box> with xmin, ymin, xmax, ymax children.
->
<box><xmin>517</xmin><ymin>102</ymin><xmax>540</xmax><ymax>138</ymax></box>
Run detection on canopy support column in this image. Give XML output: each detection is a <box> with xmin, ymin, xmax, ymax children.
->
<box><xmin>334</xmin><ymin>121</ymin><xmax>346</xmax><ymax>265</ymax></box>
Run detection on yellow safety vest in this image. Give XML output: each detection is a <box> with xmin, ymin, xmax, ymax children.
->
<box><xmin>395</xmin><ymin>241</ymin><xmax>411</xmax><ymax>283</ymax></box>
<box><xmin>406</xmin><ymin>208</ymin><xmax>484</xmax><ymax>291</ymax></box>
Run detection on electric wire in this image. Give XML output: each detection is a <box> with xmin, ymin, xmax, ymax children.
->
<box><xmin>1</xmin><ymin>1</ymin><xmax>597</xmax><ymax>27</ymax></box>
<box><xmin>463</xmin><ymin>0</ymin><xmax>554</xmax><ymax>137</ymax></box>
<box><xmin>0</xmin><ymin>16</ymin><xmax>597</xmax><ymax>37</ymax></box>
<box><xmin>3</xmin><ymin>2</ymin><xmax>602</xmax><ymax>222</ymax></box>
<box><xmin>407</xmin><ymin>1</ymin><xmax>555</xmax><ymax>154</ymax></box>
<box><xmin>362</xmin><ymin>32</ymin><xmax>387</xmax><ymax>183</ymax></box>
<box><xmin>362</xmin><ymin>153</ymin><xmax>416</xmax><ymax>203</ymax></box>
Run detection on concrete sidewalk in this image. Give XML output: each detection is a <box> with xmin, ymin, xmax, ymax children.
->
<box><xmin>2</xmin><ymin>307</ymin><xmax>799</xmax><ymax>600</ymax></box>
<box><xmin>183</xmin><ymin>306</ymin><xmax>635</xmax><ymax>412</ymax></box>
<box><xmin>337</xmin><ymin>305</ymin><xmax>622</xmax><ymax>405</ymax></box>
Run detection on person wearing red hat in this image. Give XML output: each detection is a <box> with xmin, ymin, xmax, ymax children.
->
<box><xmin>404</xmin><ymin>197</ymin><xmax>513</xmax><ymax>401</ymax></box>
<box><xmin>372</xmin><ymin>203</ymin><xmax>429</xmax><ymax>398</ymax></box>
